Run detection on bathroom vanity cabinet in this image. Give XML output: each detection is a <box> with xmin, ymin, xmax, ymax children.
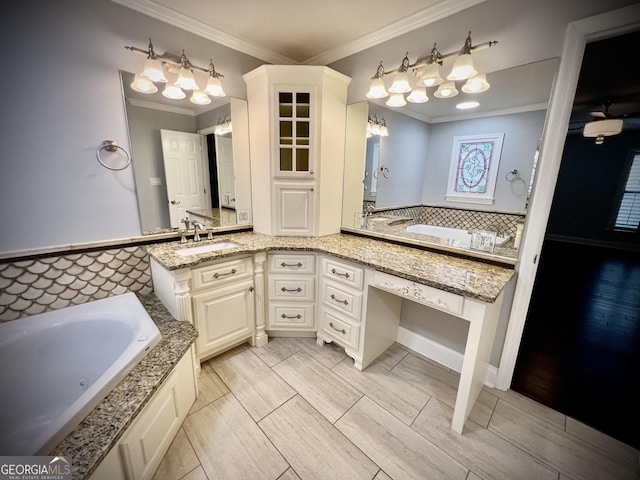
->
<box><xmin>89</xmin><ymin>348</ymin><xmax>196</xmax><ymax>480</ymax></box>
<box><xmin>243</xmin><ymin>65</ymin><xmax>350</xmax><ymax>237</ymax></box>
<box><xmin>150</xmin><ymin>255</ymin><xmax>259</xmax><ymax>364</ymax></box>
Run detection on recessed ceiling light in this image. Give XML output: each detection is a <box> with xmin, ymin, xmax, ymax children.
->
<box><xmin>456</xmin><ymin>101</ymin><xmax>480</xmax><ymax>110</ymax></box>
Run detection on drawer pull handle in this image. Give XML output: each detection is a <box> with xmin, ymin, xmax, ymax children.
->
<box><xmin>329</xmin><ymin>322</ymin><xmax>346</xmax><ymax>334</ymax></box>
<box><xmin>213</xmin><ymin>268</ymin><xmax>237</xmax><ymax>279</ymax></box>
<box><xmin>281</xmin><ymin>313</ymin><xmax>302</xmax><ymax>319</ymax></box>
<box><xmin>330</xmin><ymin>294</ymin><xmax>348</xmax><ymax>305</ymax></box>
<box><xmin>331</xmin><ymin>268</ymin><xmax>350</xmax><ymax>279</ymax></box>
<box><xmin>281</xmin><ymin>262</ymin><xmax>303</xmax><ymax>268</ymax></box>
<box><xmin>281</xmin><ymin>287</ymin><xmax>303</xmax><ymax>293</ymax></box>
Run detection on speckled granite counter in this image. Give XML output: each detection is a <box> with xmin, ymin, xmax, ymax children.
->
<box><xmin>146</xmin><ymin>231</ymin><xmax>515</xmax><ymax>303</ymax></box>
<box><xmin>50</xmin><ymin>293</ymin><xmax>197</xmax><ymax>480</ymax></box>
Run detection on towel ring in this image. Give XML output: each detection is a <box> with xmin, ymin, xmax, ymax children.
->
<box><xmin>505</xmin><ymin>169</ymin><xmax>520</xmax><ymax>181</ymax></box>
<box><xmin>96</xmin><ymin>140</ymin><xmax>131</xmax><ymax>171</ymax></box>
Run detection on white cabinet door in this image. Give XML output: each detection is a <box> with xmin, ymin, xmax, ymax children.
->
<box><xmin>193</xmin><ymin>279</ymin><xmax>255</xmax><ymax>360</ymax></box>
<box><xmin>274</xmin><ymin>182</ymin><xmax>315</xmax><ymax>236</ymax></box>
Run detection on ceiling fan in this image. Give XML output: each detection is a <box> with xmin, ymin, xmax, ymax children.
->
<box><xmin>577</xmin><ymin>98</ymin><xmax>640</xmax><ymax>144</ymax></box>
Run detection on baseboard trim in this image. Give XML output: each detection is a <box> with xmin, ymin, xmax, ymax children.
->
<box><xmin>396</xmin><ymin>326</ymin><xmax>498</xmax><ymax>388</ymax></box>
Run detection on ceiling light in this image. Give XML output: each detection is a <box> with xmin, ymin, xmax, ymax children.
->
<box><xmin>434</xmin><ymin>82</ymin><xmax>459</xmax><ymax>99</ymax></box>
<box><xmin>364</xmin><ymin>32</ymin><xmax>497</xmax><ymax>107</ymax></box>
<box><xmin>125</xmin><ymin>38</ymin><xmax>226</xmax><ymax>102</ymax></box>
<box><xmin>456</xmin><ymin>101</ymin><xmax>480</xmax><ymax>109</ymax></box>
<box><xmin>461</xmin><ymin>74</ymin><xmax>490</xmax><ymax>93</ymax></box>
<box><xmin>583</xmin><ymin>119</ymin><xmax>623</xmax><ymax>144</ymax></box>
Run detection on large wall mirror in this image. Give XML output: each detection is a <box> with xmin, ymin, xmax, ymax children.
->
<box><xmin>121</xmin><ymin>71</ymin><xmax>252</xmax><ymax>234</ymax></box>
<box><xmin>342</xmin><ymin>58</ymin><xmax>559</xmax><ymax>262</ymax></box>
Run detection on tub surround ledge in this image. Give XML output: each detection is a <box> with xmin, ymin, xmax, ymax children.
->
<box><xmin>146</xmin><ymin>231</ymin><xmax>514</xmax><ymax>304</ymax></box>
<box><xmin>50</xmin><ymin>293</ymin><xmax>197</xmax><ymax>480</ymax></box>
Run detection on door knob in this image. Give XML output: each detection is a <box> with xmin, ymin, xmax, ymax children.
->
<box><xmin>170</xmin><ymin>200</ymin><xmax>181</xmax><ymax>205</ymax></box>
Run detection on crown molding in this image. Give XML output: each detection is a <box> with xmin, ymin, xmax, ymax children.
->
<box><xmin>305</xmin><ymin>0</ymin><xmax>487</xmax><ymax>65</ymax></box>
<box><xmin>127</xmin><ymin>97</ymin><xmax>196</xmax><ymax>115</ymax></box>
<box><xmin>111</xmin><ymin>0</ymin><xmax>296</xmax><ymax>64</ymax></box>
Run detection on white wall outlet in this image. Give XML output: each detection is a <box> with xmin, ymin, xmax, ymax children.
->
<box><xmin>149</xmin><ymin>177</ymin><xmax>162</xmax><ymax>186</ymax></box>
<box><xmin>237</xmin><ymin>209</ymin><xmax>250</xmax><ymax>225</ymax></box>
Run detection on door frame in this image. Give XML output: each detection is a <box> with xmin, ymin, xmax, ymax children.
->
<box><xmin>495</xmin><ymin>4</ymin><xmax>640</xmax><ymax>390</ymax></box>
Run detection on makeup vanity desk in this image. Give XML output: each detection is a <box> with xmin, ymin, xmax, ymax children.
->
<box><xmin>147</xmin><ymin>231</ymin><xmax>515</xmax><ymax>434</ymax></box>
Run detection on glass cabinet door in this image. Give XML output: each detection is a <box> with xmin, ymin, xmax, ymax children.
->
<box><xmin>278</xmin><ymin>92</ymin><xmax>311</xmax><ymax>174</ymax></box>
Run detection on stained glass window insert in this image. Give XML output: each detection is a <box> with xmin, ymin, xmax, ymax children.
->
<box><xmin>454</xmin><ymin>141</ymin><xmax>496</xmax><ymax>194</ymax></box>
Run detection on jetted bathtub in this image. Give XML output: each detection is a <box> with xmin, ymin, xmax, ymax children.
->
<box><xmin>0</xmin><ymin>292</ymin><xmax>162</xmax><ymax>455</ymax></box>
<box><xmin>405</xmin><ymin>224</ymin><xmax>511</xmax><ymax>247</ymax></box>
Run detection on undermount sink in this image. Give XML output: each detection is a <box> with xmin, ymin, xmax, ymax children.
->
<box><xmin>175</xmin><ymin>241</ymin><xmax>242</xmax><ymax>256</ymax></box>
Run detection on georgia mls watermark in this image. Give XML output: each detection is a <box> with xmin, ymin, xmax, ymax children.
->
<box><xmin>0</xmin><ymin>456</ymin><xmax>72</xmax><ymax>480</ymax></box>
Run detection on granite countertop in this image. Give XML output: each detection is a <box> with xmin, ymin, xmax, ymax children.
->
<box><xmin>146</xmin><ymin>231</ymin><xmax>516</xmax><ymax>303</ymax></box>
<box><xmin>50</xmin><ymin>293</ymin><xmax>198</xmax><ymax>480</ymax></box>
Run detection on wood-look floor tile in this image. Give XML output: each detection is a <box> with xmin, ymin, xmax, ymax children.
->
<box><xmin>273</xmin><ymin>351</ymin><xmax>362</xmax><ymax>423</ymax></box>
<box><xmin>411</xmin><ymin>397</ymin><xmax>558</xmax><ymax>479</ymax></box>
<box><xmin>332</xmin><ymin>357</ymin><xmax>429</xmax><ymax>425</ymax></box>
<box><xmin>336</xmin><ymin>396</ymin><xmax>468</xmax><ymax>480</ymax></box>
<box><xmin>489</xmin><ymin>399</ymin><xmax>638</xmax><ymax>480</ymax></box>
<box><xmin>489</xmin><ymin>387</ymin><xmax>565</xmax><ymax>430</ymax></box>
<box><xmin>181</xmin><ymin>466</ymin><xmax>208</xmax><ymax>480</ymax></box>
<box><xmin>251</xmin><ymin>337</ymin><xmax>301</xmax><ymax>367</ymax></box>
<box><xmin>565</xmin><ymin>416</ymin><xmax>639</xmax><ymax>468</ymax></box>
<box><xmin>183</xmin><ymin>393</ymin><xmax>288</xmax><ymax>480</ymax></box>
<box><xmin>293</xmin><ymin>337</ymin><xmax>348</xmax><ymax>368</ymax></box>
<box><xmin>189</xmin><ymin>360</ymin><xmax>229</xmax><ymax>414</ymax></box>
<box><xmin>260</xmin><ymin>395</ymin><xmax>379</xmax><ymax>480</ymax></box>
<box><xmin>391</xmin><ymin>353</ymin><xmax>497</xmax><ymax>427</ymax></box>
<box><xmin>277</xmin><ymin>468</ymin><xmax>301</xmax><ymax>480</ymax></box>
<box><xmin>371</xmin><ymin>342</ymin><xmax>409</xmax><ymax>370</ymax></box>
<box><xmin>213</xmin><ymin>349</ymin><xmax>296</xmax><ymax>421</ymax></box>
<box><xmin>152</xmin><ymin>428</ymin><xmax>199</xmax><ymax>480</ymax></box>
<box><xmin>373</xmin><ymin>470</ymin><xmax>393</xmax><ymax>480</ymax></box>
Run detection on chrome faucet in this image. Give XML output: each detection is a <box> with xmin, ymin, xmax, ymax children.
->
<box><xmin>193</xmin><ymin>221</ymin><xmax>205</xmax><ymax>242</ymax></box>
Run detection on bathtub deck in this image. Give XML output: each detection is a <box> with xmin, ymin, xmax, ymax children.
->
<box><xmin>50</xmin><ymin>293</ymin><xmax>198</xmax><ymax>480</ymax></box>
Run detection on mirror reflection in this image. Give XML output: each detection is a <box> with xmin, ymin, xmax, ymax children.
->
<box><xmin>343</xmin><ymin>58</ymin><xmax>560</xmax><ymax>261</ymax></box>
<box><xmin>121</xmin><ymin>71</ymin><xmax>251</xmax><ymax>234</ymax></box>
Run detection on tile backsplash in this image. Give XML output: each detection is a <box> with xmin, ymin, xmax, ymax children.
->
<box><xmin>0</xmin><ymin>246</ymin><xmax>152</xmax><ymax>321</ymax></box>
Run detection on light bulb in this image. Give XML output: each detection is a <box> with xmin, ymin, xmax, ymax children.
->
<box><xmin>417</xmin><ymin>62</ymin><xmax>443</xmax><ymax>87</ymax></box>
<box><xmin>434</xmin><ymin>82</ymin><xmax>459</xmax><ymax>98</ymax></box>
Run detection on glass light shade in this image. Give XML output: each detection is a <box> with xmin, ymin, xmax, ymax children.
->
<box><xmin>162</xmin><ymin>83</ymin><xmax>186</xmax><ymax>100</ymax></box>
<box><xmin>366</xmin><ymin>77</ymin><xmax>388</xmax><ymax>99</ymax></box>
<box><xmin>388</xmin><ymin>71</ymin><xmax>411</xmax><ymax>94</ymax></box>
<box><xmin>142</xmin><ymin>58</ymin><xmax>168</xmax><ymax>83</ymax></box>
<box><xmin>406</xmin><ymin>87</ymin><xmax>429</xmax><ymax>103</ymax></box>
<box><xmin>379</xmin><ymin>125</ymin><xmax>389</xmax><ymax>136</ymax></box>
<box><xmin>417</xmin><ymin>63</ymin><xmax>443</xmax><ymax>87</ymax></box>
<box><xmin>205</xmin><ymin>76</ymin><xmax>225</xmax><ymax>97</ymax></box>
<box><xmin>190</xmin><ymin>90</ymin><xmax>212</xmax><ymax>105</ymax></box>
<box><xmin>370</xmin><ymin>122</ymin><xmax>381</xmax><ymax>136</ymax></box>
<box><xmin>447</xmin><ymin>53</ymin><xmax>477</xmax><ymax>81</ymax></box>
<box><xmin>461</xmin><ymin>74</ymin><xmax>490</xmax><ymax>93</ymax></box>
<box><xmin>130</xmin><ymin>74</ymin><xmax>158</xmax><ymax>94</ymax></box>
<box><xmin>583</xmin><ymin>119</ymin><xmax>623</xmax><ymax>137</ymax></box>
<box><xmin>434</xmin><ymin>82</ymin><xmax>459</xmax><ymax>98</ymax></box>
<box><xmin>386</xmin><ymin>93</ymin><xmax>407</xmax><ymax>107</ymax></box>
<box><xmin>175</xmin><ymin>67</ymin><xmax>199</xmax><ymax>90</ymax></box>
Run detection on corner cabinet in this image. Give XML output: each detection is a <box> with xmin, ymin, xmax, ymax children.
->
<box><xmin>243</xmin><ymin>65</ymin><xmax>351</xmax><ymax>237</ymax></box>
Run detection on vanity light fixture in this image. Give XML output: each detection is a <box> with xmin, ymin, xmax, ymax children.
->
<box><xmin>366</xmin><ymin>115</ymin><xmax>388</xmax><ymax>137</ymax></box>
<box><xmin>583</xmin><ymin>119</ymin><xmax>623</xmax><ymax>144</ymax></box>
<box><xmin>126</xmin><ymin>38</ymin><xmax>226</xmax><ymax>105</ymax></box>
<box><xmin>214</xmin><ymin>116</ymin><xmax>233</xmax><ymax>135</ymax></box>
<box><xmin>366</xmin><ymin>32</ymin><xmax>497</xmax><ymax>107</ymax></box>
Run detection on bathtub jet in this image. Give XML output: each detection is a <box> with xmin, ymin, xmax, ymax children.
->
<box><xmin>0</xmin><ymin>293</ymin><xmax>162</xmax><ymax>456</ymax></box>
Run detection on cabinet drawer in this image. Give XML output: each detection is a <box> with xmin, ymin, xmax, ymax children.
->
<box><xmin>320</xmin><ymin>281</ymin><xmax>362</xmax><ymax>321</ymax></box>
<box><xmin>269</xmin><ymin>253</ymin><xmax>315</xmax><ymax>274</ymax></box>
<box><xmin>321</xmin><ymin>257</ymin><xmax>364</xmax><ymax>289</ymax></box>
<box><xmin>269</xmin><ymin>303</ymin><xmax>315</xmax><ymax>329</ymax></box>
<box><xmin>192</xmin><ymin>257</ymin><xmax>253</xmax><ymax>290</ymax></box>
<box><xmin>268</xmin><ymin>276</ymin><xmax>315</xmax><ymax>302</ymax></box>
<box><xmin>318</xmin><ymin>307</ymin><xmax>360</xmax><ymax>351</ymax></box>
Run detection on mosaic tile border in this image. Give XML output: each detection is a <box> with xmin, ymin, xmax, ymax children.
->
<box><xmin>0</xmin><ymin>246</ymin><xmax>153</xmax><ymax>321</ymax></box>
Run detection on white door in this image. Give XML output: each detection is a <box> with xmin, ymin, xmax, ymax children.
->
<box><xmin>215</xmin><ymin>135</ymin><xmax>236</xmax><ymax>208</ymax></box>
<box><xmin>160</xmin><ymin>129</ymin><xmax>209</xmax><ymax>228</ymax></box>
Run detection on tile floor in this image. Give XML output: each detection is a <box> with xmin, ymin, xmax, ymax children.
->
<box><xmin>153</xmin><ymin>337</ymin><xmax>639</xmax><ymax>480</ymax></box>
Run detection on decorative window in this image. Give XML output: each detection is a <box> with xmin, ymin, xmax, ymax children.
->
<box><xmin>446</xmin><ymin>133</ymin><xmax>504</xmax><ymax>204</ymax></box>
<box><xmin>278</xmin><ymin>91</ymin><xmax>311</xmax><ymax>174</ymax></box>
<box><xmin>613</xmin><ymin>150</ymin><xmax>640</xmax><ymax>230</ymax></box>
